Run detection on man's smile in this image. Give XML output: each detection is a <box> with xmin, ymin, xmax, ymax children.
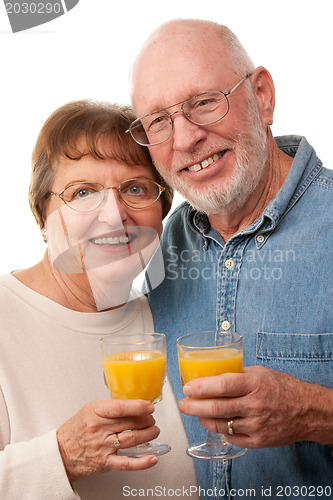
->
<box><xmin>186</xmin><ymin>151</ymin><xmax>226</xmax><ymax>172</ymax></box>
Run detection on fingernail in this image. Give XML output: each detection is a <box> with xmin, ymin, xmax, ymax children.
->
<box><xmin>150</xmin><ymin>456</ymin><xmax>158</xmax><ymax>465</ymax></box>
<box><xmin>183</xmin><ymin>384</ymin><xmax>192</xmax><ymax>397</ymax></box>
<box><xmin>147</xmin><ymin>403</ymin><xmax>155</xmax><ymax>413</ymax></box>
<box><xmin>154</xmin><ymin>425</ymin><xmax>160</xmax><ymax>437</ymax></box>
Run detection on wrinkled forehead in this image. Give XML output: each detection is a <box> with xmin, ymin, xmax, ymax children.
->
<box><xmin>131</xmin><ymin>28</ymin><xmax>233</xmax><ymax>116</ymax></box>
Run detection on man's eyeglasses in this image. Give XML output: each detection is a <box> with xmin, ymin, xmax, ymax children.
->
<box><xmin>50</xmin><ymin>178</ymin><xmax>165</xmax><ymax>212</ymax></box>
<box><xmin>127</xmin><ymin>73</ymin><xmax>252</xmax><ymax>146</ymax></box>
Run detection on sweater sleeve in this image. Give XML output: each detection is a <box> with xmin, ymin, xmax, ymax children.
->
<box><xmin>0</xmin><ymin>425</ymin><xmax>80</xmax><ymax>500</ymax></box>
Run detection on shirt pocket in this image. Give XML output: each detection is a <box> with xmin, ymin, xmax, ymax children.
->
<box><xmin>256</xmin><ymin>332</ymin><xmax>333</xmax><ymax>387</ymax></box>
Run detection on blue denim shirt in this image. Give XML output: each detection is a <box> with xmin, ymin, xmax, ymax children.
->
<box><xmin>147</xmin><ymin>136</ymin><xmax>333</xmax><ymax>499</ymax></box>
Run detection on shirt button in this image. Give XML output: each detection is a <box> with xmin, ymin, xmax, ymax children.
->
<box><xmin>256</xmin><ymin>234</ymin><xmax>265</xmax><ymax>243</ymax></box>
<box><xmin>224</xmin><ymin>258</ymin><xmax>235</xmax><ymax>269</ymax></box>
<box><xmin>221</xmin><ymin>320</ymin><xmax>231</xmax><ymax>331</ymax></box>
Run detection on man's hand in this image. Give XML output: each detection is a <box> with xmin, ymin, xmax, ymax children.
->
<box><xmin>57</xmin><ymin>400</ymin><xmax>159</xmax><ymax>483</ymax></box>
<box><xmin>178</xmin><ymin>366</ymin><xmax>333</xmax><ymax>448</ymax></box>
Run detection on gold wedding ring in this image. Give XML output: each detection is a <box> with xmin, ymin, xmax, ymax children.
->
<box><xmin>227</xmin><ymin>420</ymin><xmax>234</xmax><ymax>436</ymax></box>
<box><xmin>113</xmin><ymin>433</ymin><xmax>121</xmax><ymax>451</ymax></box>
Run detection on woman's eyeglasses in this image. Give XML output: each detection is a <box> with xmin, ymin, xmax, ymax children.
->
<box><xmin>50</xmin><ymin>178</ymin><xmax>165</xmax><ymax>212</ymax></box>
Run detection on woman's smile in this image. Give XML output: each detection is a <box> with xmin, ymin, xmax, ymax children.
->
<box><xmin>88</xmin><ymin>230</ymin><xmax>134</xmax><ymax>253</ymax></box>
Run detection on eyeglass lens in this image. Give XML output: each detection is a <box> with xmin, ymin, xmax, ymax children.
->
<box><xmin>132</xmin><ymin>91</ymin><xmax>228</xmax><ymax>146</ymax></box>
<box><xmin>61</xmin><ymin>180</ymin><xmax>161</xmax><ymax>212</ymax></box>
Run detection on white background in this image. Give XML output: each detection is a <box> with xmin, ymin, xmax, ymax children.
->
<box><xmin>0</xmin><ymin>0</ymin><xmax>332</xmax><ymax>275</ymax></box>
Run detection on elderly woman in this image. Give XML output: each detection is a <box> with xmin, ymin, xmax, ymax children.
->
<box><xmin>0</xmin><ymin>100</ymin><xmax>199</xmax><ymax>500</ymax></box>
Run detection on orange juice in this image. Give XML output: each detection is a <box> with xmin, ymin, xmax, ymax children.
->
<box><xmin>103</xmin><ymin>350</ymin><xmax>166</xmax><ymax>402</ymax></box>
<box><xmin>178</xmin><ymin>348</ymin><xmax>243</xmax><ymax>385</ymax></box>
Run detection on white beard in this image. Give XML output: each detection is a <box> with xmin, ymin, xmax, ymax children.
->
<box><xmin>154</xmin><ymin>94</ymin><xmax>268</xmax><ymax>217</ymax></box>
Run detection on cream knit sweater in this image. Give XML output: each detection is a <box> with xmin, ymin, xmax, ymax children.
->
<box><xmin>0</xmin><ymin>273</ymin><xmax>199</xmax><ymax>500</ymax></box>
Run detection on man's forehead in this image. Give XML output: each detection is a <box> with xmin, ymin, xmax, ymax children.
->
<box><xmin>131</xmin><ymin>33</ymin><xmax>232</xmax><ymax>115</ymax></box>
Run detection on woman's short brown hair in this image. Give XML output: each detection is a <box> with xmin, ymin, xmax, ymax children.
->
<box><xmin>29</xmin><ymin>99</ymin><xmax>173</xmax><ymax>229</ymax></box>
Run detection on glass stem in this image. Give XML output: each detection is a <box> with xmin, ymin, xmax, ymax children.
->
<box><xmin>206</xmin><ymin>430</ymin><xmax>230</xmax><ymax>448</ymax></box>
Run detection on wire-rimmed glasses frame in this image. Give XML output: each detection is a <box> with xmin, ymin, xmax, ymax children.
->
<box><xmin>127</xmin><ymin>73</ymin><xmax>252</xmax><ymax>146</ymax></box>
<box><xmin>50</xmin><ymin>178</ymin><xmax>165</xmax><ymax>213</ymax></box>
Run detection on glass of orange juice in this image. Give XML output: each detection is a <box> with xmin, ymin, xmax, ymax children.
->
<box><xmin>100</xmin><ymin>332</ymin><xmax>170</xmax><ymax>457</ymax></box>
<box><xmin>177</xmin><ymin>330</ymin><xmax>247</xmax><ymax>460</ymax></box>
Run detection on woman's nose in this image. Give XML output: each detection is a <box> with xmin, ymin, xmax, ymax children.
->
<box><xmin>97</xmin><ymin>188</ymin><xmax>128</xmax><ymax>226</ymax></box>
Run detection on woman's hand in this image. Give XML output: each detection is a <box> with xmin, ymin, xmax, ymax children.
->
<box><xmin>56</xmin><ymin>400</ymin><xmax>159</xmax><ymax>483</ymax></box>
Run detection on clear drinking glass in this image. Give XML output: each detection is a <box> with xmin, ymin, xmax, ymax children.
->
<box><xmin>177</xmin><ymin>330</ymin><xmax>247</xmax><ymax>460</ymax></box>
<box><xmin>100</xmin><ymin>332</ymin><xmax>170</xmax><ymax>457</ymax></box>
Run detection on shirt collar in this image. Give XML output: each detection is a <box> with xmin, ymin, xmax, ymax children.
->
<box><xmin>187</xmin><ymin>135</ymin><xmax>323</xmax><ymax>242</ymax></box>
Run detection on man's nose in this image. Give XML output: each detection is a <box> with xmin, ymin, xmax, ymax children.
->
<box><xmin>97</xmin><ymin>189</ymin><xmax>128</xmax><ymax>226</ymax></box>
<box><xmin>171</xmin><ymin>112</ymin><xmax>207</xmax><ymax>152</ymax></box>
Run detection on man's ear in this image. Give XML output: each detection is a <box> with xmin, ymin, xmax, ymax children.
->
<box><xmin>251</xmin><ymin>66</ymin><xmax>275</xmax><ymax>126</ymax></box>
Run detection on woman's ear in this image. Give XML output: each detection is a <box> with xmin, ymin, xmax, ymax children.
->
<box><xmin>251</xmin><ymin>66</ymin><xmax>275</xmax><ymax>126</ymax></box>
<box><xmin>41</xmin><ymin>227</ymin><xmax>47</xmax><ymax>242</ymax></box>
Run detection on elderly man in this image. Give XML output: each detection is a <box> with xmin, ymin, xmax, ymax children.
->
<box><xmin>129</xmin><ymin>19</ymin><xmax>333</xmax><ymax>498</ymax></box>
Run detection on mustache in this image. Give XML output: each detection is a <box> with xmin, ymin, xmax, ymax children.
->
<box><xmin>158</xmin><ymin>140</ymin><xmax>235</xmax><ymax>172</ymax></box>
